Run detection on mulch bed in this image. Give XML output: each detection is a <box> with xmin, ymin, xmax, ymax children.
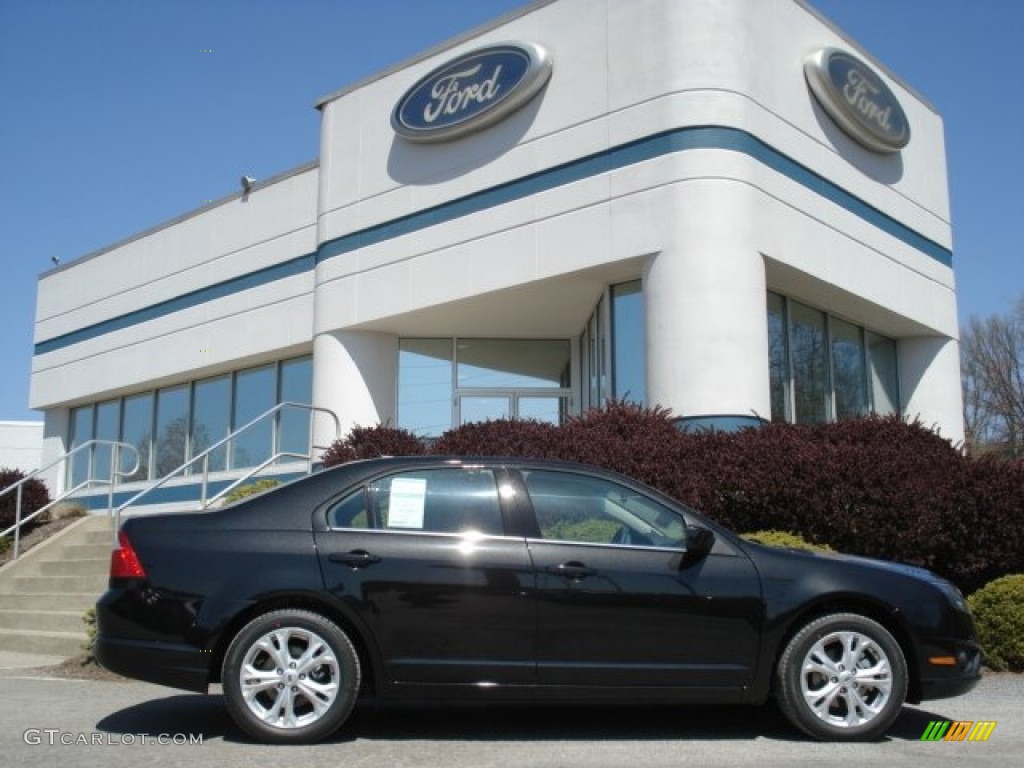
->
<box><xmin>36</xmin><ymin>655</ymin><xmax>128</xmax><ymax>682</ymax></box>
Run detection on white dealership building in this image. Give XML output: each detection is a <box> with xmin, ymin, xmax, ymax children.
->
<box><xmin>30</xmin><ymin>0</ymin><xmax>961</xmax><ymax>506</ymax></box>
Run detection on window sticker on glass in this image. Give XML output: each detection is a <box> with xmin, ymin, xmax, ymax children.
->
<box><xmin>388</xmin><ymin>477</ymin><xmax>428</xmax><ymax>529</ymax></box>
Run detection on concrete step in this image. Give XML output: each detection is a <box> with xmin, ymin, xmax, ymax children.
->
<box><xmin>61</xmin><ymin>543</ymin><xmax>113</xmax><ymax>560</ymax></box>
<box><xmin>0</xmin><ymin>627</ymin><xmax>86</xmax><ymax>657</ymax></box>
<box><xmin>28</xmin><ymin>558</ymin><xmax>109</xmax><ymax>578</ymax></box>
<box><xmin>0</xmin><ymin>514</ymin><xmax>114</xmax><ymax>660</ymax></box>
<box><xmin>3</xmin><ymin>575</ymin><xmax>109</xmax><ymax>595</ymax></box>
<box><xmin>0</xmin><ymin>609</ymin><xmax>85</xmax><ymax>633</ymax></box>
<box><xmin>82</xmin><ymin>530</ymin><xmax>114</xmax><ymax>546</ymax></box>
<box><xmin>0</xmin><ymin>593</ymin><xmax>100</xmax><ymax>612</ymax></box>
<box><xmin>11</xmin><ymin>552</ymin><xmax>109</xmax><ymax>578</ymax></box>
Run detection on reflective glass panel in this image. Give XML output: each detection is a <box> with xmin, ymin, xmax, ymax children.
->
<box><xmin>790</xmin><ymin>302</ymin><xmax>829</xmax><ymax>424</ymax></box>
<box><xmin>517</xmin><ymin>396</ymin><xmax>564</xmax><ymax>424</ymax></box>
<box><xmin>68</xmin><ymin>406</ymin><xmax>93</xmax><ymax>489</ymax></box>
<box><xmin>398</xmin><ymin>339</ymin><xmax>453</xmax><ymax>437</ymax></box>
<box><xmin>459</xmin><ymin>396</ymin><xmax>510</xmax><ymax>425</ymax></box>
<box><xmin>278</xmin><ymin>357</ymin><xmax>313</xmax><ymax>462</ymax></box>
<box><xmin>831</xmin><ymin>318</ymin><xmax>868</xmax><ymax>419</ymax></box>
<box><xmin>154</xmin><ymin>386</ymin><xmax>189</xmax><ymax>478</ymax></box>
<box><xmin>457</xmin><ymin>339</ymin><xmax>570</xmax><ymax>389</ymax></box>
<box><xmin>92</xmin><ymin>399</ymin><xmax>120</xmax><ymax>484</ymax></box>
<box><xmin>867</xmin><ymin>332</ymin><xmax>899</xmax><ymax>415</ymax></box>
<box><xmin>231</xmin><ymin>365</ymin><xmax>276</xmax><ymax>469</ymax></box>
<box><xmin>611</xmin><ymin>281</ymin><xmax>646</xmax><ymax>404</ymax></box>
<box><xmin>767</xmin><ymin>292</ymin><xmax>790</xmax><ymax>423</ymax></box>
<box><xmin>120</xmin><ymin>392</ymin><xmax>153</xmax><ymax>482</ymax></box>
<box><xmin>192</xmin><ymin>375</ymin><xmax>231</xmax><ymax>472</ymax></box>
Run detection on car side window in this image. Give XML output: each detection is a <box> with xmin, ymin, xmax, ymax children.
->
<box><xmin>327</xmin><ymin>488</ymin><xmax>370</xmax><ymax>529</ymax></box>
<box><xmin>366</xmin><ymin>468</ymin><xmax>505</xmax><ymax>536</ymax></box>
<box><xmin>522</xmin><ymin>470</ymin><xmax>685</xmax><ymax>549</ymax></box>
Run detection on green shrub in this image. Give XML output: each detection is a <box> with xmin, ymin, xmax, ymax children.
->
<box><xmin>967</xmin><ymin>574</ymin><xmax>1024</xmax><ymax>672</ymax></box>
<box><xmin>740</xmin><ymin>530</ymin><xmax>832</xmax><ymax>552</ymax></box>
<box><xmin>0</xmin><ymin>536</ymin><xmax>9</xmax><ymax>555</ymax></box>
<box><xmin>222</xmin><ymin>479</ymin><xmax>281</xmax><ymax>505</ymax></box>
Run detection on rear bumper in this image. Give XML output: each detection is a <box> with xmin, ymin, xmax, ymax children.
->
<box><xmin>96</xmin><ymin>635</ymin><xmax>210</xmax><ymax>693</ymax></box>
<box><xmin>95</xmin><ymin>587</ymin><xmax>212</xmax><ymax>693</ymax></box>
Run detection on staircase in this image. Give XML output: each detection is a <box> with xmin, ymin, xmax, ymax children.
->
<box><xmin>0</xmin><ymin>515</ymin><xmax>110</xmax><ymax>657</ymax></box>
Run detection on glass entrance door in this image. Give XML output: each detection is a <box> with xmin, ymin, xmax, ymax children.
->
<box><xmin>457</xmin><ymin>395</ymin><xmax>512</xmax><ymax>425</ymax></box>
<box><xmin>455</xmin><ymin>394</ymin><xmax>567</xmax><ymax>426</ymax></box>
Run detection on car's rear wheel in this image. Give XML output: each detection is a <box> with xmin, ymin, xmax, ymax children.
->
<box><xmin>222</xmin><ymin>609</ymin><xmax>360</xmax><ymax>744</ymax></box>
<box><xmin>775</xmin><ymin>612</ymin><xmax>907</xmax><ymax>741</ymax></box>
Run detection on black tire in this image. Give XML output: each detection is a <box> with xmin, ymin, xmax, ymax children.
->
<box><xmin>222</xmin><ymin>609</ymin><xmax>361</xmax><ymax>744</ymax></box>
<box><xmin>775</xmin><ymin>612</ymin><xmax>907</xmax><ymax>741</ymax></box>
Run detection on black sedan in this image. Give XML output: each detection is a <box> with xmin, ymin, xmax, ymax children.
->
<box><xmin>96</xmin><ymin>457</ymin><xmax>981</xmax><ymax>744</ymax></box>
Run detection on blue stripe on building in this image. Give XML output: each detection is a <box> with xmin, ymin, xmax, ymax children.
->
<box><xmin>34</xmin><ymin>125</ymin><xmax>952</xmax><ymax>357</ymax></box>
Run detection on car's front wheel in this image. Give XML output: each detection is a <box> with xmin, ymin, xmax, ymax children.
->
<box><xmin>222</xmin><ymin>609</ymin><xmax>360</xmax><ymax>744</ymax></box>
<box><xmin>775</xmin><ymin>612</ymin><xmax>908</xmax><ymax>741</ymax></box>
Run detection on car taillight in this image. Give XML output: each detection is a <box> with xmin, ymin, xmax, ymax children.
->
<box><xmin>110</xmin><ymin>529</ymin><xmax>147</xmax><ymax>580</ymax></box>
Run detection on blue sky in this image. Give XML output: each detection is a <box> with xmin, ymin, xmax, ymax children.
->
<box><xmin>0</xmin><ymin>0</ymin><xmax>1020</xmax><ymax>422</ymax></box>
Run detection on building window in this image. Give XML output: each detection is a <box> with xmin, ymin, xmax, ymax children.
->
<box><xmin>580</xmin><ymin>295</ymin><xmax>606</xmax><ymax>411</ymax></box>
<box><xmin>278</xmin><ymin>357</ymin><xmax>314</xmax><ymax>461</ymax></box>
<box><xmin>767</xmin><ymin>292</ymin><xmax>899</xmax><ymax>424</ymax></box>
<box><xmin>581</xmin><ymin>280</ymin><xmax>646</xmax><ymax>411</ymax></box>
<box><xmin>611</xmin><ymin>280</ymin><xmax>646</xmax><ymax>405</ymax></box>
<box><xmin>68</xmin><ymin>405</ymin><xmax>94</xmax><ymax>489</ymax></box>
<box><xmin>64</xmin><ymin>356</ymin><xmax>312</xmax><ymax>488</ymax></box>
<box><xmin>120</xmin><ymin>392</ymin><xmax>153</xmax><ymax>481</ymax></box>
<box><xmin>191</xmin><ymin>375</ymin><xmax>231</xmax><ymax>473</ymax></box>
<box><xmin>230</xmin><ymin>365</ymin><xmax>276</xmax><ymax>470</ymax></box>
<box><xmin>398</xmin><ymin>339</ymin><xmax>454</xmax><ymax>438</ymax></box>
<box><xmin>397</xmin><ymin>339</ymin><xmax>571</xmax><ymax>437</ymax></box>
<box><xmin>154</xmin><ymin>385</ymin><xmax>189</xmax><ymax>478</ymax></box>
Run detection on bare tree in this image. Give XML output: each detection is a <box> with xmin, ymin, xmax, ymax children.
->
<box><xmin>961</xmin><ymin>296</ymin><xmax>1024</xmax><ymax>457</ymax></box>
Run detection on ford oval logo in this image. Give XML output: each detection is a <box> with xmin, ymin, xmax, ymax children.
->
<box><xmin>804</xmin><ymin>47</ymin><xmax>910</xmax><ymax>153</ymax></box>
<box><xmin>392</xmin><ymin>42</ymin><xmax>552</xmax><ymax>143</ymax></box>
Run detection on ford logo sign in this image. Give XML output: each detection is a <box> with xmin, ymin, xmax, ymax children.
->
<box><xmin>804</xmin><ymin>47</ymin><xmax>910</xmax><ymax>153</ymax></box>
<box><xmin>392</xmin><ymin>42</ymin><xmax>552</xmax><ymax>143</ymax></box>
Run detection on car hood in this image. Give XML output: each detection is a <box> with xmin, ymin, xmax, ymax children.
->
<box><xmin>800</xmin><ymin>548</ymin><xmax>945</xmax><ymax>585</ymax></box>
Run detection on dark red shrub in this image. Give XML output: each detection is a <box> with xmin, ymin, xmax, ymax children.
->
<box><xmin>432</xmin><ymin>418</ymin><xmax>562</xmax><ymax>458</ymax></box>
<box><xmin>321</xmin><ymin>425</ymin><xmax>425</xmax><ymax>468</ymax></box>
<box><xmin>319</xmin><ymin>409</ymin><xmax>1024</xmax><ymax>593</ymax></box>
<box><xmin>0</xmin><ymin>468</ymin><xmax>51</xmax><ymax>532</ymax></box>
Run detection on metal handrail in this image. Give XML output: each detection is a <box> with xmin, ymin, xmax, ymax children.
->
<box><xmin>112</xmin><ymin>402</ymin><xmax>340</xmax><ymax>538</ymax></box>
<box><xmin>1</xmin><ymin>439</ymin><xmax>140</xmax><ymax>559</ymax></box>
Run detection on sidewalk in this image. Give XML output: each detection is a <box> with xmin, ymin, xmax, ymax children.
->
<box><xmin>0</xmin><ymin>650</ymin><xmax>65</xmax><ymax>673</ymax></box>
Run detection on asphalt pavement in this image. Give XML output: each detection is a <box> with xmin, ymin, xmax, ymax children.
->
<box><xmin>1</xmin><ymin>666</ymin><xmax>1019</xmax><ymax>768</ymax></box>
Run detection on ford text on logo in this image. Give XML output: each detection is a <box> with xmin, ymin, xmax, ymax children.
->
<box><xmin>392</xmin><ymin>42</ymin><xmax>552</xmax><ymax>143</ymax></box>
<box><xmin>804</xmin><ymin>47</ymin><xmax>910</xmax><ymax>153</ymax></box>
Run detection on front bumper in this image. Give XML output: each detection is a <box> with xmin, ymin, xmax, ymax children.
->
<box><xmin>916</xmin><ymin>642</ymin><xmax>983</xmax><ymax>702</ymax></box>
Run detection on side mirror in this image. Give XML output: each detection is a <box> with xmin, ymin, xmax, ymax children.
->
<box><xmin>683</xmin><ymin>524</ymin><xmax>715</xmax><ymax>563</ymax></box>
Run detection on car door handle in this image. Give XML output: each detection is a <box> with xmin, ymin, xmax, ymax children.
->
<box><xmin>329</xmin><ymin>550</ymin><xmax>381</xmax><ymax>568</ymax></box>
<box><xmin>546</xmin><ymin>562</ymin><xmax>596</xmax><ymax>580</ymax></box>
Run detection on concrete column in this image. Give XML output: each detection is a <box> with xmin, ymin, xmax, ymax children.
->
<box><xmin>40</xmin><ymin>409</ymin><xmax>69</xmax><ymax>496</ymax></box>
<box><xmin>900</xmin><ymin>336</ymin><xmax>965</xmax><ymax>446</ymax></box>
<box><xmin>311</xmin><ymin>330</ymin><xmax>398</xmax><ymax>455</ymax></box>
<box><xmin>643</xmin><ymin>184</ymin><xmax>771</xmax><ymax>422</ymax></box>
